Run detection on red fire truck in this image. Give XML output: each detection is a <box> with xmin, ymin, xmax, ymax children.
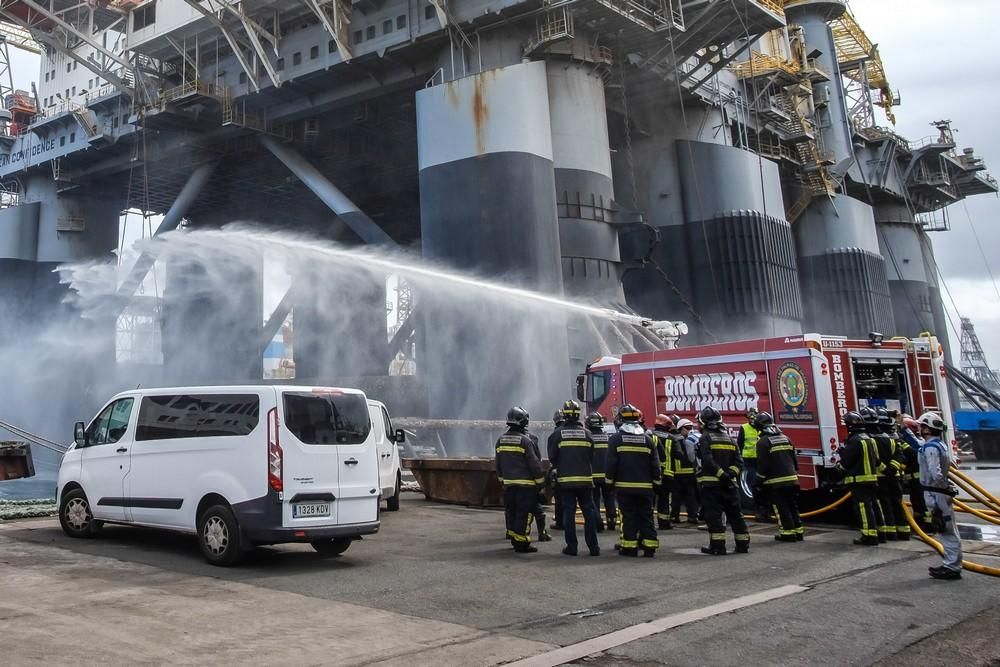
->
<box><xmin>577</xmin><ymin>333</ymin><xmax>954</xmax><ymax>491</ymax></box>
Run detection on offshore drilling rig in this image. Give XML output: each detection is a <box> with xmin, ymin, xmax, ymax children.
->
<box><xmin>0</xmin><ymin>0</ymin><xmax>996</xmax><ymax>420</ymax></box>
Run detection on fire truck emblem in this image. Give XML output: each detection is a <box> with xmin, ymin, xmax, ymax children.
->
<box><xmin>777</xmin><ymin>362</ymin><xmax>813</xmax><ymax>421</ymax></box>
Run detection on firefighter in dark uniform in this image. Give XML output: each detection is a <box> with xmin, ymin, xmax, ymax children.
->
<box><xmin>548</xmin><ymin>400</ymin><xmax>600</xmax><ymax>556</ymax></box>
<box><xmin>836</xmin><ymin>411</ymin><xmax>883</xmax><ymax>546</ymax></box>
<box><xmin>652</xmin><ymin>414</ymin><xmax>675</xmax><ymax>530</ymax></box>
<box><xmin>588</xmin><ymin>412</ymin><xmax>616</xmax><ymax>531</ymax></box>
<box><xmin>874</xmin><ymin>408</ymin><xmax>910</xmax><ymax>540</ymax></box>
<box><xmin>495</xmin><ymin>406</ymin><xmax>545</xmax><ymax>553</ymax></box>
<box><xmin>525</xmin><ymin>430</ymin><xmax>553</xmax><ymax>542</ymax></box>
<box><xmin>753</xmin><ymin>412</ymin><xmax>804</xmax><ymax>542</ymax></box>
<box><xmin>898</xmin><ymin>415</ymin><xmax>932</xmax><ymax>532</ymax></box>
<box><xmin>549</xmin><ymin>411</ymin><xmax>567</xmax><ymax>531</ymax></box>
<box><xmin>670</xmin><ymin>418</ymin><xmax>700</xmax><ymax>525</ymax></box>
<box><xmin>860</xmin><ymin>407</ymin><xmax>890</xmax><ymax>542</ymax></box>
<box><xmin>606</xmin><ymin>404</ymin><xmax>661</xmax><ymax>557</ymax></box>
<box><xmin>697</xmin><ymin>406</ymin><xmax>750</xmax><ymax>555</ymax></box>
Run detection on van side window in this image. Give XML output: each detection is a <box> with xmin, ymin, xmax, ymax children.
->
<box><xmin>88</xmin><ymin>398</ymin><xmax>135</xmax><ymax>446</ymax></box>
<box><xmin>381</xmin><ymin>407</ymin><xmax>393</xmax><ymax>441</ymax></box>
<box><xmin>136</xmin><ymin>394</ymin><xmax>260</xmax><ymax>441</ymax></box>
<box><xmin>283</xmin><ymin>392</ymin><xmax>371</xmax><ymax>445</ymax></box>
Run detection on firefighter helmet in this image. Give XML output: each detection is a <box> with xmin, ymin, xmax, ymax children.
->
<box><xmin>876</xmin><ymin>408</ymin><xmax>895</xmax><ymax>428</ymax></box>
<box><xmin>618</xmin><ymin>404</ymin><xmax>642</xmax><ymax>423</ymax></box>
<box><xmin>506</xmin><ymin>406</ymin><xmax>529</xmax><ymax>429</ymax></box>
<box><xmin>698</xmin><ymin>406</ymin><xmax>723</xmax><ymax>429</ymax></box>
<box><xmin>752</xmin><ymin>411</ymin><xmax>774</xmax><ymax>430</ymax></box>
<box><xmin>676</xmin><ymin>418</ymin><xmax>695</xmax><ymax>430</ymax></box>
<box><xmin>747</xmin><ymin>407</ymin><xmax>759</xmax><ymax>420</ymax></box>
<box><xmin>655</xmin><ymin>414</ymin><xmax>674</xmax><ymax>430</ymax></box>
<box><xmin>859</xmin><ymin>406</ymin><xmax>879</xmax><ymax>426</ymax></box>
<box><xmin>586</xmin><ymin>412</ymin><xmax>605</xmax><ymax>430</ymax></box>
<box><xmin>917</xmin><ymin>411</ymin><xmax>946</xmax><ymax>434</ymax></box>
<box><xmin>843</xmin><ymin>411</ymin><xmax>866</xmax><ymax>430</ymax></box>
<box><xmin>553</xmin><ymin>411</ymin><xmax>565</xmax><ymax>427</ymax></box>
<box><xmin>561</xmin><ymin>399</ymin><xmax>582</xmax><ymax>420</ymax></box>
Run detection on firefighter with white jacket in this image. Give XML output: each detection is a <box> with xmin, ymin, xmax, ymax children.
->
<box><xmin>899</xmin><ymin>412</ymin><xmax>962</xmax><ymax>580</ymax></box>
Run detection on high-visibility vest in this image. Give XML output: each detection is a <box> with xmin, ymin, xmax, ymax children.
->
<box><xmin>741</xmin><ymin>423</ymin><xmax>759</xmax><ymax>460</ymax></box>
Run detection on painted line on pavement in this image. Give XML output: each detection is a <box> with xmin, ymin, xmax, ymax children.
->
<box><xmin>506</xmin><ymin>583</ymin><xmax>809</xmax><ymax>667</ymax></box>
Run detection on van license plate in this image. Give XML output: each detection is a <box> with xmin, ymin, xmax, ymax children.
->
<box><xmin>293</xmin><ymin>502</ymin><xmax>330</xmax><ymax>518</ymax></box>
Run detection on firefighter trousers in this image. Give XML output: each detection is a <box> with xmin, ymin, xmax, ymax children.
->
<box><xmin>769</xmin><ymin>484</ymin><xmax>803</xmax><ymax>540</ymax></box>
<box><xmin>592</xmin><ymin>480</ymin><xmax>617</xmax><ymax>527</ymax></box>
<box><xmin>560</xmin><ymin>487</ymin><xmax>600</xmax><ymax>552</ymax></box>
<box><xmin>701</xmin><ymin>484</ymin><xmax>750</xmax><ymax>551</ymax></box>
<box><xmin>671</xmin><ymin>476</ymin><xmax>699</xmax><ymax>523</ymax></box>
<box><xmin>877</xmin><ymin>477</ymin><xmax>910</xmax><ymax>539</ymax></box>
<box><xmin>656</xmin><ymin>480</ymin><xmax>672</xmax><ymax>528</ymax></box>
<box><xmin>534</xmin><ymin>492</ymin><xmax>548</xmax><ymax>538</ymax></box>
<box><xmin>618</xmin><ymin>492</ymin><xmax>658</xmax><ymax>554</ymax></box>
<box><xmin>850</xmin><ymin>484</ymin><xmax>879</xmax><ymax>542</ymax></box>
<box><xmin>504</xmin><ymin>486</ymin><xmax>536</xmax><ymax>551</ymax></box>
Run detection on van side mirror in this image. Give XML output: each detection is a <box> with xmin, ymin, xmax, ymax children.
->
<box><xmin>576</xmin><ymin>375</ymin><xmax>586</xmax><ymax>402</ymax></box>
<box><xmin>74</xmin><ymin>422</ymin><xmax>88</xmax><ymax>447</ymax></box>
<box><xmin>394</xmin><ymin>428</ymin><xmax>406</xmax><ymax>443</ymax></box>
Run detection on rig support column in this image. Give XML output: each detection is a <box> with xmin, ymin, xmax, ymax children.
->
<box><xmin>416</xmin><ymin>60</ymin><xmax>569</xmax><ymax>420</ymax></box>
<box><xmin>875</xmin><ymin>204</ymin><xmax>935</xmax><ymax>336</ymax></box>
<box><xmin>547</xmin><ymin>60</ymin><xmax>625</xmax><ymax>366</ymax></box>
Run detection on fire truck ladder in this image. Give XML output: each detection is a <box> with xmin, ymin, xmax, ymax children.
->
<box><xmin>912</xmin><ymin>340</ymin><xmax>942</xmax><ymax>414</ymax></box>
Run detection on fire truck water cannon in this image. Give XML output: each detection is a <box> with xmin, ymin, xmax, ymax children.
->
<box><xmin>641</xmin><ymin>320</ymin><xmax>689</xmax><ymax>348</ymax></box>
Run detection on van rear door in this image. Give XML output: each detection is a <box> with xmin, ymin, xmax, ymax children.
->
<box><xmin>279</xmin><ymin>390</ymin><xmax>346</xmax><ymax>527</ymax></box>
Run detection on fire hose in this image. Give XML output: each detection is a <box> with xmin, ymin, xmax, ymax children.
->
<box><xmin>950</xmin><ymin>467</ymin><xmax>1000</xmax><ymax>514</ymax></box>
<box><xmin>904</xmin><ymin>504</ymin><xmax>1000</xmax><ymax>578</ymax></box>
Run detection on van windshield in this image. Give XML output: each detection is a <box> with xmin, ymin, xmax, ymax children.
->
<box><xmin>283</xmin><ymin>392</ymin><xmax>371</xmax><ymax>445</ymax></box>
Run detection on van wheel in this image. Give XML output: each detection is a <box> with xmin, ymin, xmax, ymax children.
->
<box><xmin>59</xmin><ymin>488</ymin><xmax>101</xmax><ymax>538</ymax></box>
<box><xmin>311</xmin><ymin>537</ymin><xmax>352</xmax><ymax>556</ymax></box>
<box><xmin>198</xmin><ymin>504</ymin><xmax>244</xmax><ymax>566</ymax></box>
<box><xmin>386</xmin><ymin>471</ymin><xmax>401</xmax><ymax>512</ymax></box>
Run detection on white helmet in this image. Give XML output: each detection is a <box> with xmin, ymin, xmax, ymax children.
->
<box><xmin>676</xmin><ymin>418</ymin><xmax>695</xmax><ymax>430</ymax></box>
<box><xmin>917</xmin><ymin>411</ymin><xmax>946</xmax><ymax>433</ymax></box>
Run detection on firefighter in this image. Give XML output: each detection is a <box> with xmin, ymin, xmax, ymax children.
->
<box><xmin>900</xmin><ymin>411</ymin><xmax>962</xmax><ymax>580</ymax></box>
<box><xmin>836</xmin><ymin>411</ymin><xmax>882</xmax><ymax>546</ymax></box>
<box><xmin>549</xmin><ymin>411</ymin><xmax>567</xmax><ymax>531</ymax></box>
<box><xmin>874</xmin><ymin>408</ymin><xmax>910</xmax><ymax>540</ymax></box>
<box><xmin>548</xmin><ymin>400</ymin><xmax>601</xmax><ymax>556</ymax></box>
<box><xmin>495</xmin><ymin>407</ymin><xmax>545</xmax><ymax>553</ymax></box>
<box><xmin>525</xmin><ymin>430</ymin><xmax>553</xmax><ymax>542</ymax></box>
<box><xmin>753</xmin><ymin>412</ymin><xmax>803</xmax><ymax>542</ymax></box>
<box><xmin>897</xmin><ymin>415</ymin><xmax>932</xmax><ymax>532</ymax></box>
<box><xmin>860</xmin><ymin>407</ymin><xmax>890</xmax><ymax>542</ymax></box>
<box><xmin>652</xmin><ymin>414</ymin><xmax>675</xmax><ymax>530</ymax></box>
<box><xmin>670</xmin><ymin>418</ymin><xmax>700</xmax><ymax>525</ymax></box>
<box><xmin>697</xmin><ymin>406</ymin><xmax>750</xmax><ymax>555</ymax></box>
<box><xmin>738</xmin><ymin>407</ymin><xmax>768</xmax><ymax>521</ymax></box>
<box><xmin>607</xmin><ymin>403</ymin><xmax>661</xmax><ymax>557</ymax></box>
<box><xmin>588</xmin><ymin>412</ymin><xmax>616</xmax><ymax>531</ymax></box>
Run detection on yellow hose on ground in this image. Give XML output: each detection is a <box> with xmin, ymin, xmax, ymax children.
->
<box><xmin>800</xmin><ymin>492</ymin><xmax>851</xmax><ymax>518</ymax></box>
<box><xmin>949</xmin><ymin>473</ymin><xmax>1000</xmax><ymax>515</ymax></box>
<box><xmin>950</xmin><ymin>467</ymin><xmax>1000</xmax><ymax>509</ymax></box>
<box><xmin>904</xmin><ymin>504</ymin><xmax>1000</xmax><ymax>577</ymax></box>
<box><xmin>955</xmin><ymin>500</ymin><xmax>1000</xmax><ymax>526</ymax></box>
<box><xmin>957</xmin><ymin>497</ymin><xmax>1000</xmax><ymax>512</ymax></box>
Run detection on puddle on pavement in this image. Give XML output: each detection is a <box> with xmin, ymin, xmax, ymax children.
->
<box><xmin>958</xmin><ymin>523</ymin><xmax>1000</xmax><ymax>544</ymax></box>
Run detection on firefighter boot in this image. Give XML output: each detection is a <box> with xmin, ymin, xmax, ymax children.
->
<box><xmin>853</xmin><ymin>537</ymin><xmax>879</xmax><ymax>546</ymax></box>
<box><xmin>701</xmin><ymin>535</ymin><xmax>727</xmax><ymax>556</ymax></box>
<box><xmin>538</xmin><ymin>530</ymin><xmax>552</xmax><ymax>542</ymax></box>
<box><xmin>735</xmin><ymin>536</ymin><xmax>750</xmax><ymax>554</ymax></box>
<box><xmin>658</xmin><ymin>518</ymin><xmax>672</xmax><ymax>530</ymax></box>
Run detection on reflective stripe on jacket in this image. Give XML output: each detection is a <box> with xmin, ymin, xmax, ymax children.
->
<box><xmin>606</xmin><ymin>430</ymin><xmax>661</xmax><ymax>496</ymax></box>
<box><xmin>547</xmin><ymin>423</ymin><xmax>595</xmax><ymax>487</ymax></box>
<box><xmin>590</xmin><ymin>429</ymin><xmax>610</xmax><ymax>479</ymax></box>
<box><xmin>697</xmin><ymin>429</ymin><xmax>743</xmax><ymax>486</ymax></box>
<box><xmin>756</xmin><ymin>429</ymin><xmax>799</xmax><ymax>487</ymax></box>
<box><xmin>495</xmin><ymin>428</ymin><xmax>544</xmax><ymax>487</ymax></box>
<box><xmin>837</xmin><ymin>432</ymin><xmax>881</xmax><ymax>485</ymax></box>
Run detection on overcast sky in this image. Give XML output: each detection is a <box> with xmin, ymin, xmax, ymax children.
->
<box><xmin>7</xmin><ymin>2</ymin><xmax>1000</xmax><ymax>364</ymax></box>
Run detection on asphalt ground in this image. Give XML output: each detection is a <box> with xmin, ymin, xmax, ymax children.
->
<box><xmin>2</xmin><ymin>492</ymin><xmax>1000</xmax><ymax>666</ymax></box>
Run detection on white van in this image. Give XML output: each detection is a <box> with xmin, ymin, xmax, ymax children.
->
<box><xmin>367</xmin><ymin>399</ymin><xmax>403</xmax><ymax>512</ymax></box>
<box><xmin>56</xmin><ymin>386</ymin><xmax>405</xmax><ymax>565</ymax></box>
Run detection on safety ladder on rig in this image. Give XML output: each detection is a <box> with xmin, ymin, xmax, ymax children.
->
<box><xmin>913</xmin><ymin>334</ymin><xmax>942</xmax><ymax>414</ymax></box>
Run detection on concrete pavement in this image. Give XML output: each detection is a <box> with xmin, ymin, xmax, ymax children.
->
<box><xmin>2</xmin><ymin>495</ymin><xmax>999</xmax><ymax>666</ymax></box>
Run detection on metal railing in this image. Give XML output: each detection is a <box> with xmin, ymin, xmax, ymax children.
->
<box><xmin>730</xmin><ymin>50</ymin><xmax>801</xmax><ymax>79</ymax></box>
<box><xmin>159</xmin><ymin>80</ymin><xmax>228</xmax><ymax>105</ymax></box>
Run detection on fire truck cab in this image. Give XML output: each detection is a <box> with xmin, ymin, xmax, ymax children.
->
<box><xmin>577</xmin><ymin>333</ymin><xmax>953</xmax><ymax>490</ymax></box>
